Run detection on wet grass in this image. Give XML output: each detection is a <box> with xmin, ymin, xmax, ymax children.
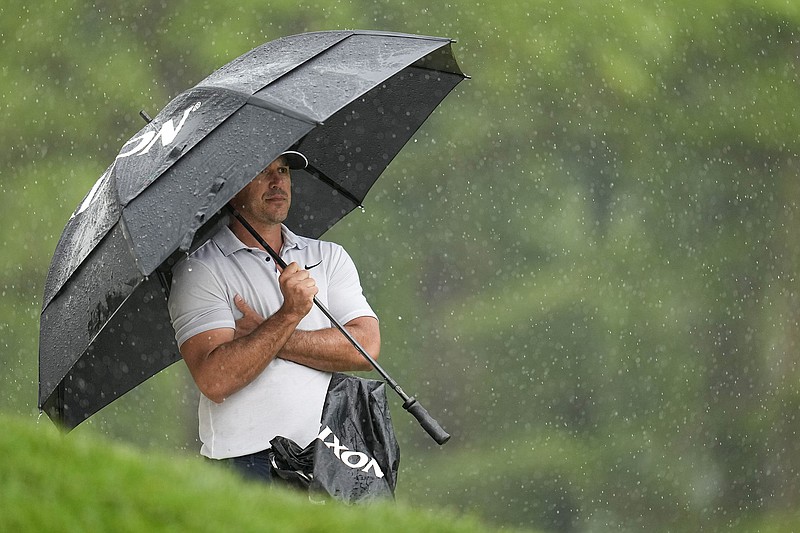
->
<box><xmin>0</xmin><ymin>412</ymin><xmax>503</xmax><ymax>532</ymax></box>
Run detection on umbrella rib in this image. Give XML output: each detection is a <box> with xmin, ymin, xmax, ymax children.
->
<box><xmin>194</xmin><ymin>83</ymin><xmax>323</xmax><ymax>126</ymax></box>
<box><xmin>304</xmin><ymin>163</ymin><xmax>363</xmax><ymax>208</ymax></box>
<box><xmin>245</xmin><ymin>94</ymin><xmax>323</xmax><ymax>126</ymax></box>
<box><xmin>412</xmin><ymin>62</ymin><xmax>471</xmax><ymax>79</ymax></box>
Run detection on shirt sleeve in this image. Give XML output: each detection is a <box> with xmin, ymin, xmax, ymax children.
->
<box><xmin>324</xmin><ymin>243</ymin><xmax>378</xmax><ymax>326</ymax></box>
<box><xmin>167</xmin><ymin>257</ymin><xmax>235</xmax><ymax>347</ymax></box>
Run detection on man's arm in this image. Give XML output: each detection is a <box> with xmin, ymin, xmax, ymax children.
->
<box><xmin>234</xmin><ymin>296</ymin><xmax>380</xmax><ymax>372</ymax></box>
<box><xmin>178</xmin><ymin>262</ymin><xmax>316</xmax><ymax>403</ymax></box>
<box><xmin>281</xmin><ymin>316</ymin><xmax>380</xmax><ymax>371</ymax></box>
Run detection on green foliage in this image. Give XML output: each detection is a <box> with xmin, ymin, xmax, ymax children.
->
<box><xmin>0</xmin><ymin>413</ymin><xmax>506</xmax><ymax>532</ymax></box>
<box><xmin>4</xmin><ymin>0</ymin><xmax>800</xmax><ymax>530</ymax></box>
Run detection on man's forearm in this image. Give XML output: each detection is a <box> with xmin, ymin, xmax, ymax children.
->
<box><xmin>200</xmin><ymin>308</ymin><xmax>302</xmax><ymax>402</ymax></box>
<box><xmin>278</xmin><ymin>317</ymin><xmax>380</xmax><ymax>372</ymax></box>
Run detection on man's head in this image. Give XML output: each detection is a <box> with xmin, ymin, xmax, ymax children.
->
<box><xmin>230</xmin><ymin>151</ymin><xmax>308</xmax><ymax>226</ymax></box>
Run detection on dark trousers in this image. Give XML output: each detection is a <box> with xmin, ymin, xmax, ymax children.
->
<box><xmin>220</xmin><ymin>449</ymin><xmax>274</xmax><ymax>484</ymax></box>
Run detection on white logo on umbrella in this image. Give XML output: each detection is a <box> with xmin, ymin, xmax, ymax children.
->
<box><xmin>73</xmin><ymin>102</ymin><xmax>201</xmax><ymax>217</ymax></box>
<box><xmin>117</xmin><ymin>101</ymin><xmax>201</xmax><ymax>159</ymax></box>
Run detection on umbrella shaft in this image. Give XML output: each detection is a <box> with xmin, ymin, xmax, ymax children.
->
<box><xmin>227</xmin><ymin>206</ymin><xmax>408</xmax><ymax>402</ymax></box>
<box><xmin>312</xmin><ymin>294</ymin><xmax>405</xmax><ymax>398</ymax></box>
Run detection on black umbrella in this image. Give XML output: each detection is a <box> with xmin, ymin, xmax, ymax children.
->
<box><xmin>39</xmin><ymin>30</ymin><xmax>466</xmax><ymax>441</ymax></box>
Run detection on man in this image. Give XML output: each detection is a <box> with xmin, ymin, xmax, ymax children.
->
<box><xmin>167</xmin><ymin>151</ymin><xmax>380</xmax><ymax>482</ymax></box>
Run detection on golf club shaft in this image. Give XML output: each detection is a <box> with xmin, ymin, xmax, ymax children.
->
<box><xmin>228</xmin><ymin>206</ymin><xmax>450</xmax><ymax>445</ymax></box>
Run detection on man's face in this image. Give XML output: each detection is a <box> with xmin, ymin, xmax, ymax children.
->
<box><xmin>231</xmin><ymin>156</ymin><xmax>292</xmax><ymax>225</ymax></box>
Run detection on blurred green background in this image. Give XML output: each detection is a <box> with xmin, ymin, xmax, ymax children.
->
<box><xmin>3</xmin><ymin>0</ymin><xmax>800</xmax><ymax>530</ymax></box>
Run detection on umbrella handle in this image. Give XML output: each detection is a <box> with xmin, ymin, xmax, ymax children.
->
<box><xmin>227</xmin><ymin>205</ymin><xmax>451</xmax><ymax>445</ymax></box>
<box><xmin>402</xmin><ymin>396</ymin><xmax>451</xmax><ymax>445</ymax></box>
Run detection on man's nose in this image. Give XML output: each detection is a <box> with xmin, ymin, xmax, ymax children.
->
<box><xmin>266</xmin><ymin>172</ymin><xmax>286</xmax><ymax>186</ymax></box>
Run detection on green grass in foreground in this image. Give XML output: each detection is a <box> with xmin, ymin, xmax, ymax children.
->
<box><xmin>0</xmin><ymin>413</ymin><xmax>506</xmax><ymax>532</ymax></box>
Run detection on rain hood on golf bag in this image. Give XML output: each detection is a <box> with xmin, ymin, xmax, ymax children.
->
<box><xmin>269</xmin><ymin>372</ymin><xmax>400</xmax><ymax>503</ymax></box>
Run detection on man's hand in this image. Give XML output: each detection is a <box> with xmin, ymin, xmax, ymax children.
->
<box><xmin>234</xmin><ymin>294</ymin><xmax>264</xmax><ymax>339</ymax></box>
<box><xmin>232</xmin><ymin>292</ymin><xmax>380</xmax><ymax>374</ymax></box>
<box><xmin>234</xmin><ymin>262</ymin><xmax>317</xmax><ymax>340</ymax></box>
<box><xmin>278</xmin><ymin>262</ymin><xmax>318</xmax><ymax>320</ymax></box>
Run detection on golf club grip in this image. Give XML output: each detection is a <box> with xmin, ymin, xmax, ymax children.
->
<box><xmin>403</xmin><ymin>397</ymin><xmax>450</xmax><ymax>445</ymax></box>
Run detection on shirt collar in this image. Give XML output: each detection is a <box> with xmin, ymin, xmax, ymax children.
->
<box><xmin>214</xmin><ymin>224</ymin><xmax>308</xmax><ymax>257</ymax></box>
<box><xmin>280</xmin><ymin>224</ymin><xmax>306</xmax><ymax>252</ymax></box>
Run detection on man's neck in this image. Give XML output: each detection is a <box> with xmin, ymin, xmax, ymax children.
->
<box><xmin>229</xmin><ymin>217</ymin><xmax>283</xmax><ymax>254</ymax></box>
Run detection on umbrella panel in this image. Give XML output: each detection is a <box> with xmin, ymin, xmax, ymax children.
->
<box><xmin>259</xmin><ymin>33</ymin><xmax>452</xmax><ymax>123</ymax></box>
<box><xmin>39</xmin><ymin>223</ymin><xmax>143</xmax><ymax>414</ymax></box>
<box><xmin>42</xmin><ymin>276</ymin><xmax>175</xmax><ymax>428</ymax></box>
<box><xmin>42</xmin><ymin>164</ymin><xmax>121</xmax><ymax>310</ymax></box>
<box><xmin>291</xmin><ymin>64</ymin><xmax>465</xmax><ymax>221</ymax></box>
<box><xmin>198</xmin><ymin>31</ymin><xmax>351</xmax><ymax>95</ymax></box>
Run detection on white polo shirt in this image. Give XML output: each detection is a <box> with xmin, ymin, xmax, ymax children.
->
<box><xmin>168</xmin><ymin>224</ymin><xmax>377</xmax><ymax>459</ymax></box>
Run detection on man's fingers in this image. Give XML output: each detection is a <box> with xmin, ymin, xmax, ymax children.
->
<box><xmin>280</xmin><ymin>263</ymin><xmax>316</xmax><ymax>289</ymax></box>
<box><xmin>233</xmin><ymin>294</ymin><xmax>264</xmax><ymax>339</ymax></box>
<box><xmin>276</xmin><ymin>262</ymin><xmax>318</xmax><ymax>319</ymax></box>
<box><xmin>287</xmin><ymin>271</ymin><xmax>316</xmax><ymax>289</ymax></box>
<box><xmin>282</xmin><ymin>261</ymin><xmax>301</xmax><ymax>275</ymax></box>
<box><xmin>234</xmin><ymin>294</ymin><xmax>264</xmax><ymax>318</ymax></box>
<box><xmin>234</xmin><ymin>294</ymin><xmax>253</xmax><ymax>313</ymax></box>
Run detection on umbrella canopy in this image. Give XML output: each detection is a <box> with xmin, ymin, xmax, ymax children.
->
<box><xmin>39</xmin><ymin>30</ymin><xmax>466</xmax><ymax>429</ymax></box>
